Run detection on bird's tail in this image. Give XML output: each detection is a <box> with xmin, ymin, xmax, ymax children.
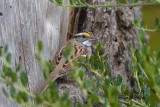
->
<box><xmin>33</xmin><ymin>80</ymin><xmax>50</xmax><ymax>95</ymax></box>
<box><xmin>33</xmin><ymin>73</ymin><xmax>59</xmax><ymax>95</ymax></box>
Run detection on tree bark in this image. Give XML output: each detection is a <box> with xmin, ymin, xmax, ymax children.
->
<box><xmin>84</xmin><ymin>0</ymin><xmax>141</xmax><ymax>90</ymax></box>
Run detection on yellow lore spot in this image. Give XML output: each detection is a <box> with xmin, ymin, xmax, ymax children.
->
<box><xmin>84</xmin><ymin>32</ymin><xmax>91</xmax><ymax>37</ymax></box>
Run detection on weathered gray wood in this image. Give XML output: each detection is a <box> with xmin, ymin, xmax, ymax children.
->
<box><xmin>0</xmin><ymin>0</ymin><xmax>68</xmax><ymax>106</ymax></box>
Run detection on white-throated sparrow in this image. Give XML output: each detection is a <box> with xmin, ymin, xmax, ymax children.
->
<box><xmin>34</xmin><ymin>32</ymin><xmax>96</xmax><ymax>95</ymax></box>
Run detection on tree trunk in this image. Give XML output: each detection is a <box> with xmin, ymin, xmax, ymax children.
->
<box><xmin>0</xmin><ymin>0</ymin><xmax>142</xmax><ymax>106</ymax></box>
<box><xmin>0</xmin><ymin>0</ymin><xmax>68</xmax><ymax>106</ymax></box>
<box><xmin>84</xmin><ymin>0</ymin><xmax>141</xmax><ymax>90</ymax></box>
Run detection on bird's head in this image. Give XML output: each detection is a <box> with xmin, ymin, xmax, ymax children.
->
<box><xmin>73</xmin><ymin>32</ymin><xmax>98</xmax><ymax>47</ymax></box>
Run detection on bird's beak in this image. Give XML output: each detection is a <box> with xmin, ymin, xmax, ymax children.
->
<box><xmin>74</xmin><ymin>32</ymin><xmax>91</xmax><ymax>37</ymax></box>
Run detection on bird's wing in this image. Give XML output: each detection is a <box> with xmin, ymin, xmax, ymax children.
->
<box><xmin>34</xmin><ymin>40</ymin><xmax>89</xmax><ymax>95</ymax></box>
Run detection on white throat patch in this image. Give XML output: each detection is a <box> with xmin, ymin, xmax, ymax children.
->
<box><xmin>82</xmin><ymin>40</ymin><xmax>92</xmax><ymax>47</ymax></box>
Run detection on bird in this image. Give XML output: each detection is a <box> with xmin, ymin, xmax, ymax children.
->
<box><xmin>33</xmin><ymin>32</ymin><xmax>97</xmax><ymax>95</ymax></box>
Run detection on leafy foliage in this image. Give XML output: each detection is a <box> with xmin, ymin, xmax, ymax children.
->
<box><xmin>1</xmin><ymin>25</ymin><xmax>160</xmax><ymax>106</ymax></box>
<box><xmin>0</xmin><ymin>2</ymin><xmax>160</xmax><ymax>107</ymax></box>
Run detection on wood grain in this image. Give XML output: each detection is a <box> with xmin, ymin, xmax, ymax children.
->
<box><xmin>0</xmin><ymin>0</ymin><xmax>68</xmax><ymax>106</ymax></box>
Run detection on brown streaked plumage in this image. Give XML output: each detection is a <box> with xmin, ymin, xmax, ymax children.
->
<box><xmin>34</xmin><ymin>35</ymin><xmax>93</xmax><ymax>95</ymax></box>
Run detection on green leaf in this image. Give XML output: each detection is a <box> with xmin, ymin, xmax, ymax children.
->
<box><xmin>63</xmin><ymin>43</ymin><xmax>74</xmax><ymax>59</ymax></box>
<box><xmin>59</xmin><ymin>94</ymin><xmax>72</xmax><ymax>107</ymax></box>
<box><xmin>79</xmin><ymin>68</ymin><xmax>85</xmax><ymax>80</ymax></box>
<box><xmin>139</xmin><ymin>29</ymin><xmax>145</xmax><ymax>42</ymax></box>
<box><xmin>2</xmin><ymin>88</ymin><xmax>8</xmax><ymax>97</ymax></box>
<box><xmin>83</xmin><ymin>79</ymin><xmax>92</xmax><ymax>89</ymax></box>
<box><xmin>120</xmin><ymin>84</ymin><xmax>128</xmax><ymax>95</ymax></box>
<box><xmin>60</xmin><ymin>94</ymin><xmax>68</xmax><ymax>102</ymax></box>
<box><xmin>37</xmin><ymin>41</ymin><xmax>43</xmax><ymax>52</ymax></box>
<box><xmin>6</xmin><ymin>53</ymin><xmax>12</xmax><ymax>64</ymax></box>
<box><xmin>133</xmin><ymin>19</ymin><xmax>139</xmax><ymax>27</ymax></box>
<box><xmin>150</xmin><ymin>90</ymin><xmax>160</xmax><ymax>106</ymax></box>
<box><xmin>113</xmin><ymin>75</ymin><xmax>122</xmax><ymax>86</ymax></box>
<box><xmin>0</xmin><ymin>46</ymin><xmax>2</xmax><ymax>56</ymax></box>
<box><xmin>20</xmin><ymin>72</ymin><xmax>28</xmax><ymax>87</ymax></box>
<box><xmin>134</xmin><ymin>48</ymin><xmax>141</xmax><ymax>63</ymax></box>
<box><xmin>80</xmin><ymin>0</ymin><xmax>89</xmax><ymax>6</ymax></box>
<box><xmin>118</xmin><ymin>0</ymin><xmax>127</xmax><ymax>3</ymax></box>
<box><xmin>16</xmin><ymin>64</ymin><xmax>21</xmax><ymax>72</ymax></box>
<box><xmin>89</xmin><ymin>55</ymin><xmax>95</xmax><ymax>63</ymax></box>
<box><xmin>70</xmin><ymin>0</ymin><xmax>79</xmax><ymax>5</ymax></box>
<box><xmin>4</xmin><ymin>45</ymin><xmax>8</xmax><ymax>53</ymax></box>
<box><xmin>96</xmin><ymin>41</ymin><xmax>103</xmax><ymax>52</ymax></box>
<box><xmin>107</xmin><ymin>86</ymin><xmax>120</xmax><ymax>106</ymax></box>
<box><xmin>128</xmin><ymin>0</ymin><xmax>138</xmax><ymax>3</ymax></box>
<box><xmin>17</xmin><ymin>91</ymin><xmax>28</xmax><ymax>103</ymax></box>
<box><xmin>90</xmin><ymin>93</ymin><xmax>99</xmax><ymax>104</ymax></box>
<box><xmin>35</xmin><ymin>95</ymin><xmax>43</xmax><ymax>104</ymax></box>
<box><xmin>155</xmin><ymin>17</ymin><xmax>160</xmax><ymax>32</ymax></box>
<box><xmin>45</xmin><ymin>61</ymin><xmax>53</xmax><ymax>72</ymax></box>
<box><xmin>142</xmin><ymin>85</ymin><xmax>150</xmax><ymax>98</ymax></box>
<box><xmin>99</xmin><ymin>59</ymin><xmax>104</xmax><ymax>69</ymax></box>
<box><xmin>104</xmin><ymin>62</ymin><xmax>110</xmax><ymax>76</ymax></box>
<box><xmin>51</xmin><ymin>0</ymin><xmax>62</xmax><ymax>5</ymax></box>
<box><xmin>10</xmin><ymin>86</ymin><xmax>16</xmax><ymax>98</ymax></box>
<box><xmin>14</xmin><ymin>95</ymin><xmax>21</xmax><ymax>103</ymax></box>
<box><xmin>2</xmin><ymin>66</ymin><xmax>18</xmax><ymax>82</ymax></box>
<box><xmin>2</xmin><ymin>65</ymin><xmax>10</xmax><ymax>75</ymax></box>
<box><xmin>35</xmin><ymin>54</ymin><xmax>41</xmax><ymax>61</ymax></box>
<box><xmin>10</xmin><ymin>71</ymin><xmax>18</xmax><ymax>83</ymax></box>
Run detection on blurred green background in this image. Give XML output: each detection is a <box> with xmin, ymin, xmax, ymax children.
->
<box><xmin>142</xmin><ymin>5</ymin><xmax>160</xmax><ymax>52</ymax></box>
